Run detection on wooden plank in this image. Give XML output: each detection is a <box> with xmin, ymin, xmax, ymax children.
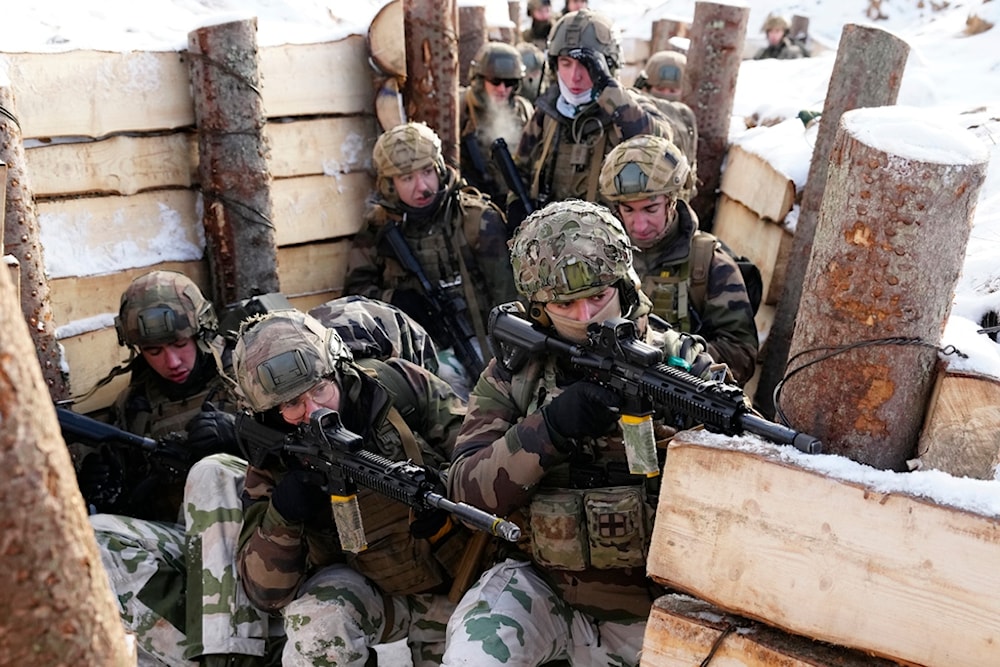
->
<box><xmin>37</xmin><ymin>190</ymin><xmax>201</xmax><ymax>279</ymax></box>
<box><xmin>641</xmin><ymin>594</ymin><xmax>901</xmax><ymax>667</ymax></box>
<box><xmin>61</xmin><ymin>327</ymin><xmax>132</xmax><ymax>414</ymax></box>
<box><xmin>713</xmin><ymin>195</ymin><xmax>794</xmax><ymax>305</ymax></box>
<box><xmin>719</xmin><ymin>143</ymin><xmax>795</xmax><ymax>222</ymax></box>
<box><xmin>49</xmin><ymin>261</ymin><xmax>209</xmax><ymax>327</ymax></box>
<box><xmin>916</xmin><ymin>366</ymin><xmax>1000</xmax><ymax>480</ymax></box>
<box><xmin>289</xmin><ymin>290</ymin><xmax>341</xmax><ymax>314</ymax></box>
<box><xmin>266</xmin><ymin>116</ymin><xmax>377</xmax><ymax>178</ymax></box>
<box><xmin>260</xmin><ymin>37</ymin><xmax>374</xmax><ymax>117</ymax></box>
<box><xmin>277</xmin><ymin>240</ymin><xmax>351</xmax><ymax>298</ymax></box>
<box><xmin>648</xmin><ymin>433</ymin><xmax>1000</xmax><ymax>667</ymax></box>
<box><xmin>26</xmin><ymin>133</ymin><xmax>197</xmax><ymax>197</ymax></box>
<box><xmin>273</xmin><ymin>172</ymin><xmax>372</xmax><ymax>246</ymax></box>
<box><xmin>1</xmin><ymin>50</ymin><xmax>194</xmax><ymax>139</ymax></box>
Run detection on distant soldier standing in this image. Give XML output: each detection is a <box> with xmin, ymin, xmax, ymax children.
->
<box><xmin>754</xmin><ymin>14</ymin><xmax>808</xmax><ymax>60</ymax></box>
<box><xmin>521</xmin><ymin>0</ymin><xmax>554</xmax><ymax>51</ymax></box>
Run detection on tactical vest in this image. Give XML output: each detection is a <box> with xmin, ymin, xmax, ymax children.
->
<box><xmin>531</xmin><ymin>112</ymin><xmax>610</xmax><ymax>203</ymax></box>
<box><xmin>641</xmin><ymin>233</ymin><xmax>716</xmax><ymax>331</ymax></box>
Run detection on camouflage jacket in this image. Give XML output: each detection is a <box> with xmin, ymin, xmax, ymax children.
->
<box><xmin>236</xmin><ymin>357</ymin><xmax>468</xmax><ymax>612</ymax></box>
<box><xmin>448</xmin><ymin>344</ymin><xmax>692</xmax><ymax>621</ymax></box>
<box><xmin>754</xmin><ymin>38</ymin><xmax>807</xmax><ymax>60</ymax></box>
<box><xmin>343</xmin><ymin>168</ymin><xmax>518</xmax><ymax>351</ymax></box>
<box><xmin>633</xmin><ymin>200</ymin><xmax>758</xmax><ymax>385</ymax></box>
<box><xmin>514</xmin><ymin>80</ymin><xmax>671</xmax><ymax>205</ymax></box>
<box><xmin>459</xmin><ymin>85</ymin><xmax>534</xmax><ymax>205</ymax></box>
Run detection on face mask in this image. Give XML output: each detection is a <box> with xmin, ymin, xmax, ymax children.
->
<box><xmin>547</xmin><ymin>295</ymin><xmax>622</xmax><ymax>344</ymax></box>
<box><xmin>556</xmin><ymin>78</ymin><xmax>593</xmax><ymax>118</ymax></box>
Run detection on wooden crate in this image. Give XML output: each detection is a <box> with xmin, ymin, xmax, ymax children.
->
<box><xmin>713</xmin><ymin>195</ymin><xmax>794</xmax><ymax>305</ymax></box>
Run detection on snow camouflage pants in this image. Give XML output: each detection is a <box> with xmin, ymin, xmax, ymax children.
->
<box><xmin>280</xmin><ymin>564</ymin><xmax>455</xmax><ymax>667</ymax></box>
<box><xmin>91</xmin><ymin>454</ymin><xmax>269</xmax><ymax>666</ymax></box>
<box><xmin>442</xmin><ymin>559</ymin><xmax>646</xmax><ymax>666</ymax></box>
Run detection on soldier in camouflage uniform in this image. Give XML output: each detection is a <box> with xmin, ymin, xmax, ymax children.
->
<box><xmin>516</xmin><ymin>42</ymin><xmax>548</xmax><ymax>104</ymax></box>
<box><xmin>521</xmin><ymin>0</ymin><xmax>554</xmax><ymax>52</ymax></box>
<box><xmin>232</xmin><ymin>310</ymin><xmax>470</xmax><ymax>667</ymax></box>
<box><xmin>509</xmin><ymin>9</ymin><xmax>672</xmax><ymax>223</ymax></box>
<box><xmin>460</xmin><ymin>42</ymin><xmax>534</xmax><ymax>205</ymax></box>
<box><xmin>344</xmin><ymin>121</ymin><xmax>518</xmax><ymax>398</ymax></box>
<box><xmin>442</xmin><ymin>200</ymin><xmax>719</xmax><ymax>666</ymax></box>
<box><xmin>83</xmin><ymin>271</ymin><xmax>271</xmax><ymax>667</ymax></box>
<box><xmin>631</xmin><ymin>50</ymin><xmax>698</xmax><ymax>182</ymax></box>
<box><xmin>599</xmin><ymin>135</ymin><xmax>758</xmax><ymax>385</ymax></box>
<box><xmin>754</xmin><ymin>14</ymin><xmax>808</xmax><ymax>60</ymax></box>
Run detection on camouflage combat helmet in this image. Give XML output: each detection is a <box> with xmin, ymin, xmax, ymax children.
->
<box><xmin>547</xmin><ymin>9</ymin><xmax>622</xmax><ymax>76</ymax></box>
<box><xmin>372</xmin><ymin>121</ymin><xmax>446</xmax><ymax>199</ymax></box>
<box><xmin>599</xmin><ymin>134</ymin><xmax>691</xmax><ymax>203</ymax></box>
<box><xmin>470</xmin><ymin>42</ymin><xmax>525</xmax><ymax>85</ymax></box>
<box><xmin>762</xmin><ymin>14</ymin><xmax>789</xmax><ymax>33</ymax></box>
<box><xmin>115</xmin><ymin>270</ymin><xmax>217</xmax><ymax>348</ymax></box>
<box><xmin>639</xmin><ymin>51</ymin><xmax>686</xmax><ymax>91</ymax></box>
<box><xmin>232</xmin><ymin>310</ymin><xmax>354</xmax><ymax>413</ymax></box>
<box><xmin>509</xmin><ymin>200</ymin><xmax>642</xmax><ymax>319</ymax></box>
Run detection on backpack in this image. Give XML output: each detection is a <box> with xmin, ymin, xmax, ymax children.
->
<box><xmin>689</xmin><ymin>233</ymin><xmax>763</xmax><ymax>316</ymax></box>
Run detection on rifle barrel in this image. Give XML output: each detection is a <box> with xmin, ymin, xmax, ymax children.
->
<box><xmin>57</xmin><ymin>407</ymin><xmax>159</xmax><ymax>452</ymax></box>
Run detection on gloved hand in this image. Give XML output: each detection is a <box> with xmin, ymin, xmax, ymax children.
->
<box><xmin>567</xmin><ymin>47</ymin><xmax>614</xmax><ymax>95</ymax></box>
<box><xmin>77</xmin><ymin>449</ymin><xmax>124</xmax><ymax>508</ymax></box>
<box><xmin>662</xmin><ymin>328</ymin><xmax>714</xmax><ymax>380</ymax></box>
<box><xmin>185</xmin><ymin>403</ymin><xmax>238</xmax><ymax>457</ymax></box>
<box><xmin>270</xmin><ymin>469</ymin><xmax>329</xmax><ymax>524</ymax></box>
<box><xmin>409</xmin><ymin>467</ymin><xmax>453</xmax><ymax>542</ymax></box>
<box><xmin>542</xmin><ymin>381</ymin><xmax>621</xmax><ymax>445</ymax></box>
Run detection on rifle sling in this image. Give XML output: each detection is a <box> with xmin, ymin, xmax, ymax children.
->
<box><xmin>386</xmin><ymin>406</ymin><xmax>422</xmax><ymax>465</ymax></box>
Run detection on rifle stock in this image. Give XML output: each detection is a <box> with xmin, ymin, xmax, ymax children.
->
<box><xmin>488</xmin><ymin>302</ymin><xmax>822</xmax><ymax>454</ymax></box>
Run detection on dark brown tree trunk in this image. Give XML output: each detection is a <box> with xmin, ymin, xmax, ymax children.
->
<box><xmin>459</xmin><ymin>5</ymin><xmax>487</xmax><ymax>88</ymax></box>
<box><xmin>681</xmin><ymin>2</ymin><xmax>749</xmax><ymax>233</ymax></box>
<box><xmin>755</xmin><ymin>25</ymin><xmax>909</xmax><ymax>417</ymax></box>
<box><xmin>187</xmin><ymin>18</ymin><xmax>279</xmax><ymax>307</ymax></box>
<box><xmin>780</xmin><ymin>107</ymin><xmax>988</xmax><ymax>471</ymax></box>
<box><xmin>403</xmin><ymin>0</ymin><xmax>461</xmax><ymax>169</ymax></box>
<box><xmin>790</xmin><ymin>15</ymin><xmax>810</xmax><ymax>43</ymax></box>
<box><xmin>0</xmin><ymin>87</ymin><xmax>70</xmax><ymax>402</ymax></box>
<box><xmin>0</xmin><ymin>263</ymin><xmax>132</xmax><ymax>665</ymax></box>
<box><xmin>650</xmin><ymin>18</ymin><xmax>687</xmax><ymax>54</ymax></box>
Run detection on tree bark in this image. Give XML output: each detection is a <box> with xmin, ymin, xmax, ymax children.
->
<box><xmin>681</xmin><ymin>2</ymin><xmax>749</xmax><ymax>233</ymax></box>
<box><xmin>0</xmin><ymin>258</ymin><xmax>132</xmax><ymax>665</ymax></box>
<box><xmin>790</xmin><ymin>15</ymin><xmax>810</xmax><ymax>43</ymax></box>
<box><xmin>187</xmin><ymin>18</ymin><xmax>279</xmax><ymax>306</ymax></box>
<box><xmin>509</xmin><ymin>1</ymin><xmax>522</xmax><ymax>43</ymax></box>
<box><xmin>650</xmin><ymin>19</ymin><xmax>687</xmax><ymax>54</ymax></box>
<box><xmin>403</xmin><ymin>0</ymin><xmax>461</xmax><ymax>169</ymax></box>
<box><xmin>780</xmin><ymin>107</ymin><xmax>988</xmax><ymax>471</ymax></box>
<box><xmin>755</xmin><ymin>25</ymin><xmax>909</xmax><ymax>417</ymax></box>
<box><xmin>459</xmin><ymin>5</ymin><xmax>487</xmax><ymax>88</ymax></box>
<box><xmin>0</xmin><ymin>88</ymin><xmax>70</xmax><ymax>401</ymax></box>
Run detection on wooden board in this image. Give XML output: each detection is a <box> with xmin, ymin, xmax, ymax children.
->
<box><xmin>374</xmin><ymin>77</ymin><xmax>407</xmax><ymax>133</ymax></box>
<box><xmin>266</xmin><ymin>116</ymin><xmax>377</xmax><ymax>178</ymax></box>
<box><xmin>26</xmin><ymin>133</ymin><xmax>197</xmax><ymax>197</ymax></box>
<box><xmin>37</xmin><ymin>190</ymin><xmax>201</xmax><ymax>279</ymax></box>
<box><xmin>61</xmin><ymin>327</ymin><xmax>132</xmax><ymax>414</ymax></box>
<box><xmin>720</xmin><ymin>143</ymin><xmax>796</xmax><ymax>222</ymax></box>
<box><xmin>368</xmin><ymin>0</ymin><xmax>406</xmax><ymax>78</ymax></box>
<box><xmin>641</xmin><ymin>594</ymin><xmax>901</xmax><ymax>667</ymax></box>
<box><xmin>273</xmin><ymin>172</ymin><xmax>372</xmax><ymax>246</ymax></box>
<box><xmin>276</xmin><ymin>240</ymin><xmax>351</xmax><ymax>299</ymax></box>
<box><xmin>713</xmin><ymin>195</ymin><xmax>794</xmax><ymax>305</ymax></box>
<box><xmin>916</xmin><ymin>366</ymin><xmax>1000</xmax><ymax>480</ymax></box>
<box><xmin>648</xmin><ymin>434</ymin><xmax>1000</xmax><ymax>667</ymax></box>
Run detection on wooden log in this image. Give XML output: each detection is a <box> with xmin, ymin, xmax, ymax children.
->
<box><xmin>790</xmin><ymin>15</ymin><xmax>810</xmax><ymax>44</ymax></box>
<box><xmin>276</xmin><ymin>240</ymin><xmax>351</xmax><ymax>299</ymax></box>
<box><xmin>712</xmin><ymin>195</ymin><xmax>793</xmax><ymax>306</ymax></box>
<box><xmin>459</xmin><ymin>5</ymin><xmax>488</xmax><ymax>88</ymax></box>
<box><xmin>0</xmin><ymin>160</ymin><xmax>5</xmax><ymax>237</ymax></box>
<box><xmin>916</xmin><ymin>365</ymin><xmax>1000</xmax><ymax>480</ymax></box>
<box><xmin>273</xmin><ymin>172</ymin><xmax>372</xmax><ymax>246</ymax></box>
<box><xmin>508</xmin><ymin>1</ymin><xmax>522</xmax><ymax>42</ymax></box>
<box><xmin>368</xmin><ymin>0</ymin><xmax>406</xmax><ymax>78</ymax></box>
<box><xmin>374</xmin><ymin>77</ymin><xmax>408</xmax><ymax>132</ymax></box>
<box><xmin>681</xmin><ymin>2</ymin><xmax>749</xmax><ymax>233</ymax></box>
<box><xmin>259</xmin><ymin>38</ymin><xmax>375</xmax><ymax>117</ymax></box>
<box><xmin>650</xmin><ymin>19</ymin><xmax>688</xmax><ymax>54</ymax></box>
<box><xmin>781</xmin><ymin>107</ymin><xmax>989</xmax><ymax>471</ymax></box>
<box><xmin>265</xmin><ymin>116</ymin><xmax>377</xmax><ymax>178</ymax></box>
<box><xmin>1</xmin><ymin>85</ymin><xmax>69</xmax><ymax>400</ymax></box>
<box><xmin>647</xmin><ymin>432</ymin><xmax>1000</xmax><ymax>667</ymax></box>
<box><xmin>187</xmin><ymin>18</ymin><xmax>279</xmax><ymax>305</ymax></box>
<box><xmin>641</xmin><ymin>594</ymin><xmax>901</xmax><ymax>667</ymax></box>
<box><xmin>718</xmin><ymin>143</ymin><xmax>795</xmax><ymax>222</ymax></box>
<box><xmin>404</xmin><ymin>0</ymin><xmax>461</xmax><ymax>168</ymax></box>
<box><xmin>756</xmin><ymin>25</ymin><xmax>910</xmax><ymax>418</ymax></box>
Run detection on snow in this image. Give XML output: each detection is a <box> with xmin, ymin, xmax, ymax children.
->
<box><xmin>3</xmin><ymin>0</ymin><xmax>1000</xmax><ymax>503</ymax></box>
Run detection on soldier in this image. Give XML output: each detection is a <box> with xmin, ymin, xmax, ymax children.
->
<box><xmin>635</xmin><ymin>50</ymin><xmax>686</xmax><ymax>102</ymax></box>
<box><xmin>344</xmin><ymin>121</ymin><xmax>518</xmax><ymax>398</ymax></box>
<box><xmin>516</xmin><ymin>41</ymin><xmax>548</xmax><ymax>104</ymax></box>
<box><xmin>598</xmin><ymin>134</ymin><xmax>759</xmax><ymax>385</ymax></box>
<box><xmin>441</xmin><ymin>200</ymin><xmax>717</xmax><ymax>666</ymax></box>
<box><xmin>521</xmin><ymin>0</ymin><xmax>554</xmax><ymax>52</ymax></box>
<box><xmin>754</xmin><ymin>14</ymin><xmax>808</xmax><ymax>60</ymax></box>
<box><xmin>232</xmin><ymin>309</ymin><xmax>469</xmax><ymax>667</ymax></box>
<box><xmin>560</xmin><ymin>0</ymin><xmax>588</xmax><ymax>16</ymax></box>
<box><xmin>509</xmin><ymin>9</ymin><xmax>672</xmax><ymax>224</ymax></box>
<box><xmin>460</xmin><ymin>41</ymin><xmax>534</xmax><ymax>205</ymax></box>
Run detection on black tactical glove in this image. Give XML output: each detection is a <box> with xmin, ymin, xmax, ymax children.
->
<box><xmin>567</xmin><ymin>47</ymin><xmax>614</xmax><ymax>95</ymax></box>
<box><xmin>77</xmin><ymin>448</ymin><xmax>124</xmax><ymax>509</ymax></box>
<box><xmin>505</xmin><ymin>198</ymin><xmax>532</xmax><ymax>231</ymax></box>
<box><xmin>185</xmin><ymin>402</ymin><xmax>239</xmax><ymax>457</ymax></box>
<box><xmin>409</xmin><ymin>467</ymin><xmax>453</xmax><ymax>543</ymax></box>
<box><xmin>270</xmin><ymin>469</ymin><xmax>329</xmax><ymax>524</ymax></box>
<box><xmin>542</xmin><ymin>381</ymin><xmax>621</xmax><ymax>447</ymax></box>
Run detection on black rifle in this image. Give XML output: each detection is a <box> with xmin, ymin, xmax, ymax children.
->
<box><xmin>461</xmin><ymin>133</ymin><xmax>493</xmax><ymax>195</ymax></box>
<box><xmin>236</xmin><ymin>408</ymin><xmax>521</xmax><ymax>544</ymax></box>
<box><xmin>491</xmin><ymin>138</ymin><xmax>534</xmax><ymax>218</ymax></box>
<box><xmin>382</xmin><ymin>220</ymin><xmax>485</xmax><ymax>381</ymax></box>
<box><xmin>487</xmin><ymin>302</ymin><xmax>822</xmax><ymax>454</ymax></box>
<box><xmin>57</xmin><ymin>406</ymin><xmax>190</xmax><ymax>509</ymax></box>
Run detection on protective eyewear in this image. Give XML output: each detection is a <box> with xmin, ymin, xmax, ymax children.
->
<box><xmin>279</xmin><ymin>378</ymin><xmax>339</xmax><ymax>422</ymax></box>
<box><xmin>487</xmin><ymin>78</ymin><xmax>520</xmax><ymax>89</ymax></box>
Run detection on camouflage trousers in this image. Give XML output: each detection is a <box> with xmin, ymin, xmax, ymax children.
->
<box><xmin>442</xmin><ymin>559</ymin><xmax>646</xmax><ymax>666</ymax></box>
<box><xmin>91</xmin><ymin>454</ymin><xmax>270</xmax><ymax>666</ymax></box>
<box><xmin>281</xmin><ymin>563</ymin><xmax>455</xmax><ymax>667</ymax></box>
